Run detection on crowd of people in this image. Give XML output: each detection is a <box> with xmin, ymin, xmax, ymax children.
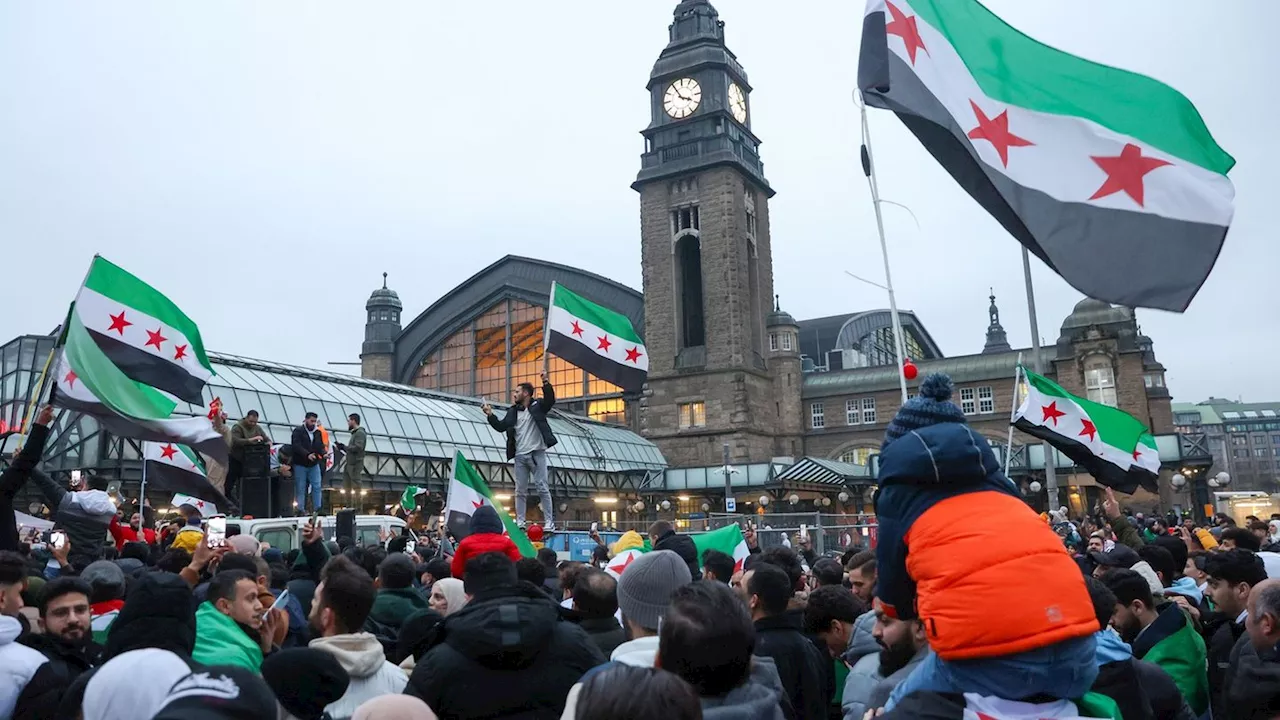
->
<box><xmin>0</xmin><ymin>373</ymin><xmax>1279</xmax><ymax>719</ymax></box>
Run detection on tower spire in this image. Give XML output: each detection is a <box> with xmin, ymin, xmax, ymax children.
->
<box><xmin>982</xmin><ymin>290</ymin><xmax>1012</xmax><ymax>354</ymax></box>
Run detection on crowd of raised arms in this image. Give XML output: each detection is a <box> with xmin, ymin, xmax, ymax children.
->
<box><xmin>2</xmin><ymin>375</ymin><xmax>1279</xmax><ymax>720</ymax></box>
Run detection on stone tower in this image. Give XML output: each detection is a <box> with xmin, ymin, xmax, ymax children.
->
<box><xmin>361</xmin><ymin>272</ymin><xmax>402</xmax><ymax>382</ymax></box>
<box><xmin>766</xmin><ymin>297</ymin><xmax>805</xmax><ymax>458</ymax></box>
<box><xmin>982</xmin><ymin>290</ymin><xmax>1012</xmax><ymax>354</ymax></box>
<box><xmin>634</xmin><ymin>1</ymin><xmax>786</xmax><ymax>467</ymax></box>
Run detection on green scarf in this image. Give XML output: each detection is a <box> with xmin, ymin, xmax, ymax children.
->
<box><xmin>192</xmin><ymin>601</ymin><xmax>264</xmax><ymax>672</ymax></box>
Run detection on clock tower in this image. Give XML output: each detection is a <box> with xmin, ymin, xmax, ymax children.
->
<box><xmin>635</xmin><ymin>1</ymin><xmax>799</xmax><ymax>468</ymax></box>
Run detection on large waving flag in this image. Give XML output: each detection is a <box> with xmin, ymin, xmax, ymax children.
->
<box><xmin>607</xmin><ymin>524</ymin><xmax>752</xmax><ymax>578</ymax></box>
<box><xmin>72</xmin><ymin>256</ymin><xmax>215</xmax><ymax>404</ymax></box>
<box><xmin>546</xmin><ymin>282</ymin><xmax>647</xmax><ymax>393</ymax></box>
<box><xmin>444</xmin><ymin>451</ymin><xmax>535</xmax><ymax>557</ymax></box>
<box><xmin>857</xmin><ymin>0</ymin><xmax>1234</xmax><ymax>312</ymax></box>
<box><xmin>143</xmin><ymin>441</ymin><xmax>231</xmax><ymax>512</ymax></box>
<box><xmin>1013</xmin><ymin>367</ymin><xmax>1159</xmax><ymax>494</ymax></box>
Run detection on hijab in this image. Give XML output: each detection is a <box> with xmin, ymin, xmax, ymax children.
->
<box><xmin>432</xmin><ymin>578</ymin><xmax>468</xmax><ymax>616</ymax></box>
<box><xmin>84</xmin><ymin>649</ymin><xmax>191</xmax><ymax>720</ymax></box>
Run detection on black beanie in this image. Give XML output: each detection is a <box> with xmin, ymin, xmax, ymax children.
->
<box><xmin>470</xmin><ymin>505</ymin><xmax>504</xmax><ymax>535</ymax></box>
<box><xmin>261</xmin><ymin>649</ymin><xmax>349</xmax><ymax>720</ymax></box>
<box><xmin>106</xmin><ymin>571</ymin><xmax>197</xmax><ymax>660</ymax></box>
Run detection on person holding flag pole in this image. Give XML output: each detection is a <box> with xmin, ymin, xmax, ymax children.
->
<box><xmin>481</xmin><ymin>369</ymin><xmax>558</xmax><ymax>531</ymax></box>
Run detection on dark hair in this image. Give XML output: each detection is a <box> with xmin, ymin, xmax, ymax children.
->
<box><xmin>757</xmin><ymin>547</ymin><xmax>804</xmax><ymax>593</ymax></box>
<box><xmin>208</xmin><ymin>570</ymin><xmax>257</xmax><ymax>606</ymax></box>
<box><xmin>1221</xmin><ymin>527</ymin><xmax>1262</xmax><ymax>552</ymax></box>
<box><xmin>591</xmin><ymin>545</ymin><xmax>611</xmax><ymax>564</ymax></box>
<box><xmin>1083</xmin><ymin>576</ymin><xmax>1118</xmax><ymax>631</ymax></box>
<box><xmin>573</xmin><ymin>570</ymin><xmax>619</xmax><ymax>619</ymax></box>
<box><xmin>1137</xmin><ymin>545</ymin><xmax>1176</xmax><ymax>588</ymax></box>
<box><xmin>1102</xmin><ymin>568</ymin><xmax>1155</xmax><ymax>611</ymax></box>
<box><xmin>804</xmin><ymin>585</ymin><xmax>861</xmax><ymax>634</ymax></box>
<box><xmin>155</xmin><ymin>548</ymin><xmax>192</xmax><ymax>574</ymax></box>
<box><xmin>516</xmin><ymin>557</ymin><xmax>546</xmax><ymax>586</ymax></box>
<box><xmin>424</xmin><ymin>558</ymin><xmax>451</xmax><ymax>582</ymax></box>
<box><xmin>39</xmin><ymin>578</ymin><xmax>92</xmax><ymax>617</ymax></box>
<box><xmin>518</xmin><ymin>382</ymin><xmax>535</xmax><ymax>396</ymax></box>
<box><xmin>576</xmin><ymin>665</ymin><xmax>703</xmax><ymax>720</ymax></box>
<box><xmin>1216</xmin><ymin>513</ymin><xmax>1237</xmax><ymax>527</ymax></box>
<box><xmin>845</xmin><ymin>550</ymin><xmax>876</xmax><ymax>574</ymax></box>
<box><xmin>561</xmin><ymin>562</ymin><xmax>589</xmax><ymax>596</ymax></box>
<box><xmin>812</xmin><ymin>558</ymin><xmax>844</xmax><ymax>588</ymax></box>
<box><xmin>318</xmin><ymin>556</ymin><xmax>377</xmax><ymax>634</ymax></box>
<box><xmin>746</xmin><ymin>563</ymin><xmax>792</xmax><ymax>617</ymax></box>
<box><xmin>0</xmin><ymin>551</ymin><xmax>27</xmax><ymax>586</ymax></box>
<box><xmin>659</xmin><ymin>581</ymin><xmax>754</xmax><ymax>697</ymax></box>
<box><xmin>464</xmin><ymin>552</ymin><xmax>518</xmax><ymax>596</ymax></box>
<box><xmin>284</xmin><ymin>549</ymin><xmax>301</xmax><ymax>566</ymax></box>
<box><xmin>1249</xmin><ymin>520</ymin><xmax>1270</xmax><ymax>533</ymax></box>
<box><xmin>268</xmin><ymin>562</ymin><xmax>289</xmax><ymax>590</ymax></box>
<box><xmin>700</xmin><ymin>549</ymin><xmax>734</xmax><ymax>583</ymax></box>
<box><xmin>245</xmin><ymin>410</ymin><xmax>259</xmax><ymax>419</ymax></box>
<box><xmin>648</xmin><ymin>520</ymin><xmax>674</xmax><ymax>538</ymax></box>
<box><xmin>343</xmin><ymin>546</ymin><xmax>384</xmax><ymax>580</ymax></box>
<box><xmin>348</xmin><ymin>413</ymin><xmax>360</xmax><ymax>424</ymax></box>
<box><xmin>1204</xmin><ymin>549</ymin><xmax>1267</xmax><ymax>588</ymax></box>
<box><xmin>121</xmin><ymin>541</ymin><xmax>151</xmax><ymax>564</ymax></box>
<box><xmin>217</xmin><ymin>553</ymin><xmax>260</xmax><ymax>577</ymax></box>
<box><xmin>305</xmin><ymin>411</ymin><xmax>318</xmax><ymax>420</ymax></box>
<box><xmin>537</xmin><ymin>547</ymin><xmax>558</xmax><ymax>570</ymax></box>
<box><xmin>378</xmin><ymin>554</ymin><xmax>416</xmax><ymax>590</ymax></box>
<box><xmin>1151</xmin><ymin>536</ymin><xmax>1188</xmax><ymax>575</ymax></box>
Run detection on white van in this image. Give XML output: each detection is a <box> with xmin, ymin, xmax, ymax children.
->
<box><xmin>226</xmin><ymin>515</ymin><xmax>408</xmax><ymax>553</ymax></box>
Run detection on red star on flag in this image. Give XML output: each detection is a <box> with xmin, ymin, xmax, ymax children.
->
<box><xmin>967</xmin><ymin>100</ymin><xmax>1034</xmax><ymax>167</ymax></box>
<box><xmin>145</xmin><ymin>327</ymin><xmax>167</xmax><ymax>350</ymax></box>
<box><xmin>597</xmin><ymin>335</ymin><xmax>612</xmax><ymax>352</ymax></box>
<box><xmin>885</xmin><ymin>0</ymin><xmax>928</xmax><ymax>65</ymax></box>
<box><xmin>609</xmin><ymin>553</ymin><xmax>636</xmax><ymax>575</ymax></box>
<box><xmin>624</xmin><ymin>346</ymin><xmax>643</xmax><ymax>364</ymax></box>
<box><xmin>1041</xmin><ymin>401</ymin><xmax>1066</xmax><ymax>426</ymax></box>
<box><xmin>733</xmin><ymin>556</ymin><xmax>745</xmax><ymax>573</ymax></box>
<box><xmin>570</xmin><ymin>321</ymin><xmax>584</xmax><ymax>337</ymax></box>
<box><xmin>1079</xmin><ymin>419</ymin><xmax>1097</xmax><ymax>443</ymax></box>
<box><xmin>1089</xmin><ymin>143</ymin><xmax>1171</xmax><ymax>207</ymax></box>
<box><xmin>195</xmin><ymin>500</ymin><xmax>205</xmax><ymax>510</ymax></box>
<box><xmin>160</xmin><ymin>443</ymin><xmax>178</xmax><ymax>460</ymax></box>
<box><xmin>173</xmin><ymin>344</ymin><xmax>188</xmax><ymax>361</ymax></box>
<box><xmin>1132</xmin><ymin>447</ymin><xmax>1142</xmax><ymax>461</ymax></box>
<box><xmin>472</xmin><ymin>500</ymin><xmax>485</xmax><ymax>510</ymax></box>
<box><xmin>63</xmin><ymin>370</ymin><xmax>77</xmax><ymax>388</ymax></box>
<box><xmin>107</xmin><ymin>311</ymin><xmax>132</xmax><ymax>336</ymax></box>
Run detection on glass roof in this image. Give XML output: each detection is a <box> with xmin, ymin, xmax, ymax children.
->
<box><xmin>178</xmin><ymin>352</ymin><xmax>666</xmax><ymax>473</ymax></box>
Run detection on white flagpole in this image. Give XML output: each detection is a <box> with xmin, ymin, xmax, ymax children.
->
<box><xmin>859</xmin><ymin>99</ymin><xmax>909</xmax><ymax>405</ymax></box>
<box><xmin>139</xmin><ymin>442</ymin><xmax>148</xmax><ymax>507</ymax></box>
<box><xmin>1005</xmin><ymin>354</ymin><xmax>1024</xmax><ymax>478</ymax></box>
<box><xmin>1022</xmin><ymin>248</ymin><xmax>1060</xmax><ymax>510</ymax></box>
<box><xmin>543</xmin><ymin>282</ymin><xmax>556</xmax><ymax>375</ymax></box>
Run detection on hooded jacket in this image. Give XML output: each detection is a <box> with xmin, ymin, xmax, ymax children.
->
<box><xmin>843</xmin><ymin>645</ymin><xmax>930</xmax><ymax>720</ymax></box>
<box><xmin>105</xmin><ymin>571</ymin><xmax>198</xmax><ymax>659</ymax></box>
<box><xmin>191</xmin><ymin>601</ymin><xmax>264</xmax><ymax>672</ymax></box>
<box><xmin>879</xmin><ymin>691</ymin><xmax>1114</xmax><ymax>720</ymax></box>
<box><xmin>450</xmin><ymin>507</ymin><xmax>523</xmax><ymax>579</ymax></box>
<box><xmin>843</xmin><ymin>610</ymin><xmax>880</xmax><ymax>666</ymax></box>
<box><xmin>309</xmin><ymin>633</ymin><xmax>408</xmax><ymax>720</ymax></box>
<box><xmin>27</xmin><ymin>469</ymin><xmax>116</xmax><ymax>570</ymax></box>
<box><xmin>753</xmin><ymin>612</ymin><xmax>831</xmax><ymax>720</ymax></box>
<box><xmin>652</xmin><ymin>529</ymin><xmax>701</xmax><ymax>580</ymax></box>
<box><xmin>874</xmin><ymin>421</ymin><xmax>1096</xmax><ymax>660</ymax></box>
<box><xmin>1091</xmin><ymin>628</ymin><xmax>1195</xmax><ymax>720</ymax></box>
<box><xmin>0</xmin><ymin>615</ymin><xmax>49</xmax><ymax>720</ymax></box>
<box><xmin>368</xmin><ymin>587</ymin><xmax>431</xmax><ymax>631</ymax></box>
<box><xmin>700</xmin><ymin>657</ymin><xmax>791</xmax><ymax>720</ymax></box>
<box><xmin>1131</xmin><ymin>602</ymin><xmax>1209</xmax><ymax>717</ymax></box>
<box><xmin>405</xmin><ymin>582</ymin><xmax>604</xmax><ymax>719</ymax></box>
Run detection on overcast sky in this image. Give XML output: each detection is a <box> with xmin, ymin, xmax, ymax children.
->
<box><xmin>0</xmin><ymin>1</ymin><xmax>1274</xmax><ymax>404</ymax></box>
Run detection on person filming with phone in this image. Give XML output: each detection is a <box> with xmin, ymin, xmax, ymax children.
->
<box><xmin>291</xmin><ymin>411</ymin><xmax>327</xmax><ymax>516</ymax></box>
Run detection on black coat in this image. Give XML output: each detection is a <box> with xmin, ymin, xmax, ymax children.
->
<box><xmin>578</xmin><ymin>615</ymin><xmax>626</xmax><ymax>657</ymax></box>
<box><xmin>653</xmin><ymin>530</ymin><xmax>701</xmax><ymax>579</ymax></box>
<box><xmin>405</xmin><ymin>582</ymin><xmax>604</xmax><ymax>719</ymax></box>
<box><xmin>105</xmin><ymin>571</ymin><xmax>197</xmax><ymax>660</ymax></box>
<box><xmin>1206</xmin><ymin>614</ymin><xmax>1248</xmax><ymax>719</ymax></box>
<box><xmin>12</xmin><ymin>633</ymin><xmax>103</xmax><ymax>720</ymax></box>
<box><xmin>486</xmin><ymin>382</ymin><xmax>557</xmax><ymax>460</ymax></box>
<box><xmin>1093</xmin><ymin>656</ymin><xmax>1196</xmax><ymax>720</ymax></box>
<box><xmin>752</xmin><ymin>613</ymin><xmax>831</xmax><ymax>720</ymax></box>
<box><xmin>1226</xmin><ymin>642</ymin><xmax>1280</xmax><ymax>720</ymax></box>
<box><xmin>289</xmin><ymin>425</ymin><xmax>326</xmax><ymax>468</ymax></box>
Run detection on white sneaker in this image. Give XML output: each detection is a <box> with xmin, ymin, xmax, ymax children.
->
<box><xmin>545</xmin><ymin>522</ymin><xmax>556</xmax><ymax>532</ymax></box>
<box><xmin>517</xmin><ymin>520</ymin><xmax>527</xmax><ymax>529</ymax></box>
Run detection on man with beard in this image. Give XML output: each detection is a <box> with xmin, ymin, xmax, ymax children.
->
<box><xmin>1202</xmin><ymin>548</ymin><xmax>1267</xmax><ymax>720</ymax></box>
<box><xmin>842</xmin><ymin>597</ymin><xmax>929</xmax><ymax>720</ymax></box>
<box><xmin>1103</xmin><ymin>568</ymin><xmax>1209</xmax><ymax>717</ymax></box>
<box><xmin>12</xmin><ymin>578</ymin><xmax>103</xmax><ymax>717</ymax></box>
<box><xmin>108</xmin><ymin>505</ymin><xmax>156</xmax><ymax>550</ymax></box>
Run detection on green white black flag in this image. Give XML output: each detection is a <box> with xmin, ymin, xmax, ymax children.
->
<box><xmin>546</xmin><ymin>282</ymin><xmax>647</xmax><ymax>393</ymax></box>
<box><xmin>444</xmin><ymin>451</ymin><xmax>535</xmax><ymax>557</ymax></box>
<box><xmin>143</xmin><ymin>441</ymin><xmax>231</xmax><ymax>512</ymax></box>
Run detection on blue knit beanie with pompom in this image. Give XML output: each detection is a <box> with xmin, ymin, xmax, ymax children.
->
<box><xmin>881</xmin><ymin>373</ymin><xmax>969</xmax><ymax>449</ymax></box>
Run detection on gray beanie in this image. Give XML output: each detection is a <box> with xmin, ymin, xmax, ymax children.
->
<box><xmin>617</xmin><ymin>550</ymin><xmax>692</xmax><ymax>632</ymax></box>
<box><xmin>81</xmin><ymin>560</ymin><xmax>127</xmax><ymax>600</ymax></box>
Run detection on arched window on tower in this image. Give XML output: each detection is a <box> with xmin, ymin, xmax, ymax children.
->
<box><xmin>675</xmin><ymin>235</ymin><xmax>705</xmax><ymax>348</ymax></box>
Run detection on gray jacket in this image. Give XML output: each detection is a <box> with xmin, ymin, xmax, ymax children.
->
<box><xmin>842</xmin><ymin>646</ymin><xmax>930</xmax><ymax>720</ymax></box>
<box><xmin>843</xmin><ymin>610</ymin><xmax>879</xmax><ymax>666</ymax></box>
<box><xmin>30</xmin><ymin>469</ymin><xmax>114</xmax><ymax>570</ymax></box>
<box><xmin>702</xmin><ymin>657</ymin><xmax>791</xmax><ymax>720</ymax></box>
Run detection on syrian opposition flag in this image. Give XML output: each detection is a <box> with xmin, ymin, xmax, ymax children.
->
<box><xmin>546</xmin><ymin>282</ymin><xmax>647</xmax><ymax>393</ymax></box>
<box><xmin>604</xmin><ymin>547</ymin><xmax>647</xmax><ymax>579</ymax></box>
<box><xmin>608</xmin><ymin>524</ymin><xmax>752</xmax><ymax>578</ymax></box>
<box><xmin>171</xmin><ymin>492</ymin><xmax>218</xmax><ymax>518</ymax></box>
<box><xmin>444</xmin><ymin>451</ymin><xmax>535</xmax><ymax>557</ymax></box>
<box><xmin>72</xmin><ymin>256</ymin><xmax>215</xmax><ymax>404</ymax></box>
<box><xmin>143</xmin><ymin>441</ymin><xmax>232</xmax><ymax>512</ymax></box>
<box><xmin>53</xmin><ymin>345</ymin><xmax>228</xmax><ymax>463</ymax></box>
<box><xmin>400</xmin><ymin>485</ymin><xmax>427</xmax><ymax>512</ymax></box>
<box><xmin>1013</xmin><ymin>367</ymin><xmax>1159</xmax><ymax>494</ymax></box>
<box><xmin>858</xmin><ymin>0</ymin><xmax>1234</xmax><ymax>312</ymax></box>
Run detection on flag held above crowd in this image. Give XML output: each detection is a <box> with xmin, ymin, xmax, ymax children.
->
<box><xmin>857</xmin><ymin>0</ymin><xmax>1235</xmax><ymax>312</ymax></box>
<box><xmin>1013</xmin><ymin>366</ymin><xmax>1159</xmax><ymax>494</ymax></box>
<box><xmin>445</xmin><ymin>451</ymin><xmax>535</xmax><ymax>557</ymax></box>
<box><xmin>545</xmin><ymin>282</ymin><xmax>647</xmax><ymax>393</ymax></box>
<box><xmin>143</xmin><ymin>440</ymin><xmax>231</xmax><ymax>513</ymax></box>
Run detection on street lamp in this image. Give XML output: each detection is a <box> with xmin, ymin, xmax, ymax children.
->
<box><xmin>1029</xmin><ymin>481</ymin><xmax>1043</xmax><ymax>493</ymax></box>
<box><xmin>660</xmin><ymin>500</ymin><xmax>671</xmax><ymax>511</ymax></box>
<box><xmin>838</xmin><ymin>491</ymin><xmax>850</xmax><ymax>503</ymax></box>
<box><xmin>759</xmin><ymin>495</ymin><xmax>770</xmax><ymax>507</ymax></box>
<box><xmin>1171</xmin><ymin>473</ymin><xmax>1186</xmax><ymax>489</ymax></box>
<box><xmin>1216</xmin><ymin>472</ymin><xmax>1231</xmax><ymax>487</ymax></box>
<box><xmin>788</xmin><ymin>494</ymin><xmax>800</xmax><ymax>506</ymax></box>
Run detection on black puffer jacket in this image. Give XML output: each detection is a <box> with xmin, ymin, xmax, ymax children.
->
<box><xmin>12</xmin><ymin>633</ymin><xmax>103</xmax><ymax>720</ymax></box>
<box><xmin>105</xmin><ymin>571</ymin><xmax>197</xmax><ymax>660</ymax></box>
<box><xmin>753</xmin><ymin>612</ymin><xmax>831</xmax><ymax>720</ymax></box>
<box><xmin>653</xmin><ymin>530</ymin><xmax>701</xmax><ymax>579</ymax></box>
<box><xmin>405</xmin><ymin>582</ymin><xmax>604</xmax><ymax>719</ymax></box>
<box><xmin>1093</xmin><ymin>655</ymin><xmax>1196</xmax><ymax>720</ymax></box>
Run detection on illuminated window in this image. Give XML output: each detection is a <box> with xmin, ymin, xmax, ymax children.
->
<box><xmin>845</xmin><ymin>399</ymin><xmax>859</xmax><ymax>425</ymax></box>
<box><xmin>978</xmin><ymin>386</ymin><xmax>994</xmax><ymax>414</ymax></box>
<box><xmin>960</xmin><ymin>387</ymin><xmax>975</xmax><ymax>415</ymax></box>
<box><xmin>811</xmin><ymin>402</ymin><xmax>825</xmax><ymax>429</ymax></box>
<box><xmin>678</xmin><ymin>402</ymin><xmax>706</xmax><ymax>429</ymax></box>
<box><xmin>1084</xmin><ymin>357</ymin><xmax>1117</xmax><ymax>407</ymax></box>
<box><xmin>839</xmin><ymin>448</ymin><xmax>874</xmax><ymax>466</ymax></box>
<box><xmin>588</xmin><ymin>398</ymin><xmax>627</xmax><ymax>425</ymax></box>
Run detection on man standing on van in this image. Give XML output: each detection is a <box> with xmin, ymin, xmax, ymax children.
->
<box><xmin>291</xmin><ymin>412</ymin><xmax>327</xmax><ymax>515</ymax></box>
<box><xmin>482</xmin><ymin>372</ymin><xmax>557</xmax><ymax>530</ymax></box>
<box><xmin>335</xmin><ymin>413</ymin><xmax>367</xmax><ymax>495</ymax></box>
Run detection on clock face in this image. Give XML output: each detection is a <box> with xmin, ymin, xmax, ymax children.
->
<box><xmin>728</xmin><ymin>83</ymin><xmax>747</xmax><ymax>123</ymax></box>
<box><xmin>664</xmin><ymin>78</ymin><xmax>702</xmax><ymax>119</ymax></box>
